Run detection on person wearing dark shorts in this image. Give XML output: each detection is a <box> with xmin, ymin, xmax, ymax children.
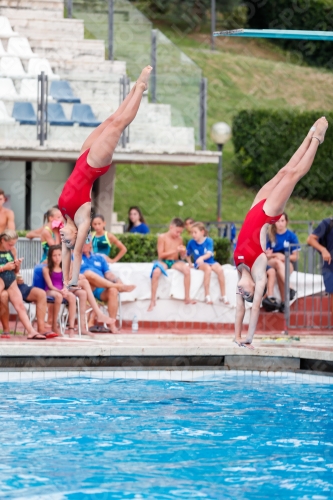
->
<box><xmin>0</xmin><ymin>276</ymin><xmax>58</xmax><ymax>338</ymax></box>
<box><xmin>307</xmin><ymin>217</ymin><xmax>333</xmax><ymax>294</ymax></box>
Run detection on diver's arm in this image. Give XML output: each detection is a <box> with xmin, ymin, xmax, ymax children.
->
<box><xmin>62</xmin><ymin>241</ymin><xmax>72</xmax><ymax>285</ymax></box>
<box><xmin>235</xmin><ymin>292</ymin><xmax>245</xmax><ymax>341</ymax></box>
<box><xmin>69</xmin><ymin>218</ymin><xmax>91</xmax><ymax>286</ymax></box>
<box><xmin>245</xmin><ymin>275</ymin><xmax>266</xmax><ymax>344</ymax></box>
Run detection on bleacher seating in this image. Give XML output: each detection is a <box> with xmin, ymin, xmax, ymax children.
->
<box><xmin>0</xmin><ymin>56</ymin><xmax>26</xmax><ymax>78</ymax></box>
<box><xmin>0</xmin><ymin>8</ymin><xmax>196</xmax><ymax>153</ymax></box>
<box><xmin>12</xmin><ymin>102</ymin><xmax>36</xmax><ymax>125</ymax></box>
<box><xmin>0</xmin><ymin>77</ymin><xmax>19</xmax><ymax>100</ymax></box>
<box><xmin>48</xmin><ymin>103</ymin><xmax>74</xmax><ymax>126</ymax></box>
<box><xmin>7</xmin><ymin>37</ymin><xmax>38</xmax><ymax>59</ymax></box>
<box><xmin>71</xmin><ymin>103</ymin><xmax>101</xmax><ymax>127</ymax></box>
<box><xmin>50</xmin><ymin>80</ymin><xmax>80</xmax><ymax>103</ymax></box>
<box><xmin>0</xmin><ymin>100</ymin><xmax>15</xmax><ymax>124</ymax></box>
<box><xmin>27</xmin><ymin>57</ymin><xmax>59</xmax><ymax>79</ymax></box>
<box><xmin>0</xmin><ymin>15</ymin><xmax>17</xmax><ymax>37</ymax></box>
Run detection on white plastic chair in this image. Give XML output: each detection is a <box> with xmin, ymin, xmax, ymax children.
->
<box><xmin>0</xmin><ymin>56</ymin><xmax>26</xmax><ymax>78</ymax></box>
<box><xmin>0</xmin><ymin>78</ymin><xmax>19</xmax><ymax>101</ymax></box>
<box><xmin>7</xmin><ymin>37</ymin><xmax>38</xmax><ymax>59</ymax></box>
<box><xmin>28</xmin><ymin>58</ymin><xmax>59</xmax><ymax>80</ymax></box>
<box><xmin>0</xmin><ymin>17</ymin><xmax>18</xmax><ymax>38</ymax></box>
<box><xmin>0</xmin><ymin>101</ymin><xmax>15</xmax><ymax>124</ymax></box>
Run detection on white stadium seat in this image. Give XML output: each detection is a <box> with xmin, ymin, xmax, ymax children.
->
<box><xmin>27</xmin><ymin>57</ymin><xmax>59</xmax><ymax>80</ymax></box>
<box><xmin>0</xmin><ymin>40</ymin><xmax>8</xmax><ymax>57</ymax></box>
<box><xmin>7</xmin><ymin>37</ymin><xmax>38</xmax><ymax>59</ymax></box>
<box><xmin>0</xmin><ymin>78</ymin><xmax>19</xmax><ymax>100</ymax></box>
<box><xmin>19</xmin><ymin>78</ymin><xmax>54</xmax><ymax>102</ymax></box>
<box><xmin>0</xmin><ymin>101</ymin><xmax>15</xmax><ymax>124</ymax></box>
<box><xmin>0</xmin><ymin>56</ymin><xmax>26</xmax><ymax>78</ymax></box>
<box><xmin>0</xmin><ymin>16</ymin><xmax>18</xmax><ymax>38</ymax></box>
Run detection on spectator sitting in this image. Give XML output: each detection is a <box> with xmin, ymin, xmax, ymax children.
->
<box><xmin>186</xmin><ymin>222</ymin><xmax>229</xmax><ymax>304</ymax></box>
<box><xmin>184</xmin><ymin>217</ymin><xmax>195</xmax><ymax>235</ymax></box>
<box><xmin>26</xmin><ymin>204</ymin><xmax>59</xmax><ymax>241</ymax></box>
<box><xmin>0</xmin><ymin>230</ymin><xmax>45</xmax><ymax>339</ymax></box>
<box><xmin>43</xmin><ymin>245</ymin><xmax>90</xmax><ymax>336</ymax></box>
<box><xmin>91</xmin><ymin>214</ymin><xmax>127</xmax><ymax>263</ymax></box>
<box><xmin>307</xmin><ymin>216</ymin><xmax>333</xmax><ymax>296</ymax></box>
<box><xmin>0</xmin><ymin>189</ymin><xmax>15</xmax><ymax>233</ymax></box>
<box><xmin>148</xmin><ymin>217</ymin><xmax>196</xmax><ymax>312</ymax></box>
<box><xmin>27</xmin><ymin>207</ymin><xmax>63</xmax><ymax>263</ymax></box>
<box><xmin>80</xmin><ymin>241</ymin><xmax>136</xmax><ymax>333</ymax></box>
<box><xmin>127</xmin><ymin>206</ymin><xmax>150</xmax><ymax>234</ymax></box>
<box><xmin>266</xmin><ymin>212</ymin><xmax>299</xmax><ymax>312</ymax></box>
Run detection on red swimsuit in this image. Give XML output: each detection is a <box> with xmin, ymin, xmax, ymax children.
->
<box><xmin>234</xmin><ymin>199</ymin><xmax>282</xmax><ymax>269</ymax></box>
<box><xmin>58</xmin><ymin>149</ymin><xmax>110</xmax><ymax>221</ymax></box>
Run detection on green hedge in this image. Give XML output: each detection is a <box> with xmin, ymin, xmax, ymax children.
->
<box><xmin>247</xmin><ymin>0</ymin><xmax>333</xmax><ymax>69</ymax></box>
<box><xmin>17</xmin><ymin>232</ymin><xmax>232</xmax><ymax>264</ymax></box>
<box><xmin>232</xmin><ymin>109</ymin><xmax>333</xmax><ymax>201</ymax></box>
<box><xmin>110</xmin><ymin>233</ymin><xmax>232</xmax><ymax>264</ymax></box>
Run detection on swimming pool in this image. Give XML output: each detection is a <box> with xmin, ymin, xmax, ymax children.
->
<box><xmin>0</xmin><ymin>375</ymin><xmax>332</xmax><ymax>499</ymax></box>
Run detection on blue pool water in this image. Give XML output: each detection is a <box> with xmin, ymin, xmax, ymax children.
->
<box><xmin>0</xmin><ymin>376</ymin><xmax>332</xmax><ymax>499</ymax></box>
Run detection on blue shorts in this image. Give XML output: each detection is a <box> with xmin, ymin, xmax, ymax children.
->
<box><xmin>18</xmin><ymin>284</ymin><xmax>33</xmax><ymax>302</ymax></box>
<box><xmin>93</xmin><ymin>287</ymin><xmax>105</xmax><ymax>302</ymax></box>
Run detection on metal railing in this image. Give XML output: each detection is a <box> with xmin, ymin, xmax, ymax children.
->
<box><xmin>284</xmin><ymin>244</ymin><xmax>331</xmax><ymax>330</ymax></box>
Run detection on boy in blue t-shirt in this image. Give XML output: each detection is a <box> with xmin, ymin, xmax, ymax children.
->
<box><xmin>186</xmin><ymin>222</ymin><xmax>229</xmax><ymax>305</ymax></box>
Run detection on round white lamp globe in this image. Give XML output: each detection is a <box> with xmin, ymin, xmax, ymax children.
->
<box><xmin>211</xmin><ymin>122</ymin><xmax>232</xmax><ymax>145</ymax></box>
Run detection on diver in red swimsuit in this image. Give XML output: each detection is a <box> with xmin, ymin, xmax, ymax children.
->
<box><xmin>59</xmin><ymin>66</ymin><xmax>152</xmax><ymax>288</ymax></box>
<box><xmin>234</xmin><ymin>116</ymin><xmax>328</xmax><ymax>349</ymax></box>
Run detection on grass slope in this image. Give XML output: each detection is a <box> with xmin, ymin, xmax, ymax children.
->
<box><xmin>114</xmin><ymin>29</ymin><xmax>333</xmax><ymax>232</ymax></box>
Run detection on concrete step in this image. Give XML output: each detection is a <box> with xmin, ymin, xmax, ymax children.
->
<box><xmin>129</xmin><ymin>124</ymin><xmax>195</xmax><ymax>150</ymax></box>
<box><xmin>28</xmin><ymin>38</ymin><xmax>106</xmax><ymax>62</ymax></box>
<box><xmin>53</xmin><ymin>59</ymin><xmax>126</xmax><ymax>78</ymax></box>
<box><xmin>6</xmin><ymin>18</ymin><xmax>84</xmax><ymax>40</ymax></box>
<box><xmin>0</xmin><ymin>0</ymin><xmax>63</xmax><ymax>11</ymax></box>
<box><xmin>0</xmin><ymin>7</ymin><xmax>63</xmax><ymax>19</ymax></box>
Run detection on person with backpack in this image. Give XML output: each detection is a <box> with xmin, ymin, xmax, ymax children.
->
<box><xmin>307</xmin><ymin>217</ymin><xmax>333</xmax><ymax>293</ymax></box>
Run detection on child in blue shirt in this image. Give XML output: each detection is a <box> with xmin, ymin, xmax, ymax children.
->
<box><xmin>186</xmin><ymin>222</ymin><xmax>229</xmax><ymax>305</ymax></box>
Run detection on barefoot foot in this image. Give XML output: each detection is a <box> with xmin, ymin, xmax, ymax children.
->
<box><xmin>147</xmin><ymin>301</ymin><xmax>156</xmax><ymax>312</ymax></box>
<box><xmin>312</xmin><ymin>116</ymin><xmax>328</xmax><ymax>144</ymax></box>
<box><xmin>119</xmin><ymin>284</ymin><xmax>136</xmax><ymax>293</ymax></box>
<box><xmin>185</xmin><ymin>299</ymin><xmax>197</xmax><ymax>305</ymax></box>
<box><xmin>137</xmin><ymin>65</ymin><xmax>152</xmax><ymax>90</ymax></box>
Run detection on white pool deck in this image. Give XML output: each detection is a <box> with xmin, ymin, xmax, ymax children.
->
<box><xmin>1</xmin><ymin>332</ymin><xmax>333</xmax><ymax>362</ymax></box>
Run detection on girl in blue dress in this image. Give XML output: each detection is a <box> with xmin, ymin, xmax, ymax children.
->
<box><xmin>186</xmin><ymin>222</ymin><xmax>229</xmax><ymax>305</ymax></box>
<box><xmin>127</xmin><ymin>206</ymin><xmax>150</xmax><ymax>234</ymax></box>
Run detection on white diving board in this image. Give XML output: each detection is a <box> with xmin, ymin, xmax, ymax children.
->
<box><xmin>214</xmin><ymin>29</ymin><xmax>333</xmax><ymax>41</ymax></box>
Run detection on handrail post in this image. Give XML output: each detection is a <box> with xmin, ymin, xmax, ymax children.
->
<box><xmin>37</xmin><ymin>72</ymin><xmax>48</xmax><ymax>146</ymax></box>
<box><xmin>151</xmin><ymin>29</ymin><xmax>157</xmax><ymax>103</ymax></box>
<box><xmin>284</xmin><ymin>247</ymin><xmax>291</xmax><ymax>334</ymax></box>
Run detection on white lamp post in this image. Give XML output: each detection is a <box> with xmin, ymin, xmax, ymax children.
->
<box><xmin>211</xmin><ymin>122</ymin><xmax>232</xmax><ymax>222</ymax></box>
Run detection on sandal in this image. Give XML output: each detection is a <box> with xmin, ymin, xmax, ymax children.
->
<box><xmin>241</xmin><ymin>342</ymin><xmax>255</xmax><ymax>350</ymax></box>
<box><xmin>28</xmin><ymin>333</ymin><xmax>46</xmax><ymax>340</ymax></box>
<box><xmin>0</xmin><ymin>332</ymin><xmax>11</xmax><ymax>339</ymax></box>
<box><xmin>43</xmin><ymin>331</ymin><xmax>59</xmax><ymax>339</ymax></box>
